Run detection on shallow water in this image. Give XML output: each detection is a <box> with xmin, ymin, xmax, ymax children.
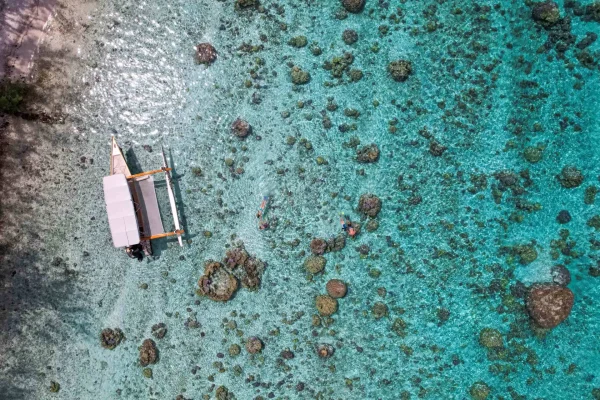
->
<box><xmin>2</xmin><ymin>0</ymin><xmax>600</xmax><ymax>399</ymax></box>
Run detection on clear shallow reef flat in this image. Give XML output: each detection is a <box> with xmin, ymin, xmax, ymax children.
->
<box><xmin>1</xmin><ymin>0</ymin><xmax>600</xmax><ymax>399</ymax></box>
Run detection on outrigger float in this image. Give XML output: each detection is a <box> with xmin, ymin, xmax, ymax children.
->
<box><xmin>103</xmin><ymin>136</ymin><xmax>183</xmax><ymax>257</ymax></box>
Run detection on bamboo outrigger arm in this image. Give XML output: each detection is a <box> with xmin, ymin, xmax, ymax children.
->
<box><xmin>127</xmin><ymin>167</ymin><xmax>172</xmax><ymax>180</ymax></box>
<box><xmin>161</xmin><ymin>146</ymin><xmax>184</xmax><ymax>247</ymax></box>
<box><xmin>141</xmin><ymin>229</ymin><xmax>185</xmax><ymax>241</ymax></box>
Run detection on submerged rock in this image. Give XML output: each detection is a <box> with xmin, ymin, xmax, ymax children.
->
<box><xmin>526</xmin><ymin>284</ymin><xmax>574</xmax><ymax>328</ymax></box>
<box><xmin>326</xmin><ymin>279</ymin><xmax>347</xmax><ymax>298</ymax></box>
<box><xmin>342</xmin><ymin>0</ymin><xmax>365</xmax><ymax>13</ymax></box>
<box><xmin>315</xmin><ymin>295</ymin><xmax>338</xmax><ymax>316</ymax></box>
<box><xmin>387</xmin><ymin>60</ymin><xmax>412</xmax><ymax>82</ymax></box>
<box><xmin>231</xmin><ymin>118</ymin><xmax>252</xmax><ymax>138</ymax></box>
<box><xmin>100</xmin><ymin>328</ymin><xmax>125</xmax><ymax>349</ymax></box>
<box><xmin>195</xmin><ymin>43</ymin><xmax>217</xmax><ymax>65</ymax></box>
<box><xmin>551</xmin><ymin>264</ymin><xmax>571</xmax><ymax>286</ymax></box>
<box><xmin>245</xmin><ymin>336</ymin><xmax>263</xmax><ymax>354</ymax></box>
<box><xmin>358</xmin><ymin>193</ymin><xmax>382</xmax><ymax>217</ymax></box>
<box><xmin>304</xmin><ymin>255</ymin><xmax>326</xmax><ymax>274</ymax></box>
<box><xmin>556</xmin><ymin>165</ymin><xmax>584</xmax><ymax>188</ymax></box>
<box><xmin>356</xmin><ymin>143</ymin><xmax>380</xmax><ymax>163</ymax></box>
<box><xmin>197</xmin><ymin>261</ymin><xmax>239</xmax><ymax>301</ymax></box>
<box><xmin>139</xmin><ymin>339</ymin><xmax>158</xmax><ymax>366</ymax></box>
<box><xmin>531</xmin><ymin>1</ymin><xmax>560</xmax><ymax>28</ymax></box>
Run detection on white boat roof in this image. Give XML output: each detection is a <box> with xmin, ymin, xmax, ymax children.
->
<box><xmin>103</xmin><ymin>174</ymin><xmax>140</xmax><ymax>248</ymax></box>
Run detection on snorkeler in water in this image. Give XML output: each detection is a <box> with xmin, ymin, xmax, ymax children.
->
<box><xmin>339</xmin><ymin>213</ymin><xmax>357</xmax><ymax>238</ymax></box>
<box><xmin>256</xmin><ymin>196</ymin><xmax>269</xmax><ymax>219</ymax></box>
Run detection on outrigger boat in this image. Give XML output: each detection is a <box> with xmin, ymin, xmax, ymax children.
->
<box><xmin>103</xmin><ymin>136</ymin><xmax>183</xmax><ymax>257</ymax></box>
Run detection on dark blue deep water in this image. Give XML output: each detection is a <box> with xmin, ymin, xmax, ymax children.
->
<box><xmin>1</xmin><ymin>0</ymin><xmax>600</xmax><ymax>399</ymax></box>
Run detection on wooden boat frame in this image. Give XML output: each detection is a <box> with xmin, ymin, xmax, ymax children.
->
<box><xmin>107</xmin><ymin>136</ymin><xmax>184</xmax><ymax>254</ymax></box>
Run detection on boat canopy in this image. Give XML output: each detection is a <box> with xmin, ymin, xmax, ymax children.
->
<box><xmin>103</xmin><ymin>174</ymin><xmax>141</xmax><ymax>247</ymax></box>
<box><xmin>133</xmin><ymin>175</ymin><xmax>165</xmax><ymax>237</ymax></box>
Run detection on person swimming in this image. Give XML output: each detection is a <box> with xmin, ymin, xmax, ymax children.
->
<box><xmin>339</xmin><ymin>212</ymin><xmax>356</xmax><ymax>238</ymax></box>
<box><xmin>257</xmin><ymin>196</ymin><xmax>269</xmax><ymax>219</ymax></box>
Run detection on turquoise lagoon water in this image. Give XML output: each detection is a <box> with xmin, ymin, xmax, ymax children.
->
<box><xmin>2</xmin><ymin>0</ymin><xmax>600</xmax><ymax>399</ymax></box>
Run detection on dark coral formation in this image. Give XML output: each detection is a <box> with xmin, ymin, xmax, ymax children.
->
<box><xmin>358</xmin><ymin>193</ymin><xmax>382</xmax><ymax>217</ymax></box>
<box><xmin>387</xmin><ymin>60</ymin><xmax>412</xmax><ymax>82</ymax></box>
<box><xmin>235</xmin><ymin>0</ymin><xmax>258</xmax><ymax>10</ymax></box>
<box><xmin>197</xmin><ymin>261</ymin><xmax>239</xmax><ymax>301</ymax></box>
<box><xmin>197</xmin><ymin>244</ymin><xmax>266</xmax><ymax>301</ymax></box>
<box><xmin>341</xmin><ymin>0</ymin><xmax>365</xmax><ymax>13</ymax></box>
<box><xmin>531</xmin><ymin>1</ymin><xmax>561</xmax><ymax>28</ymax></box>
<box><xmin>323</xmin><ymin>52</ymin><xmax>355</xmax><ymax>79</ymax></box>
<box><xmin>342</xmin><ymin>29</ymin><xmax>358</xmax><ymax>45</ymax></box>
<box><xmin>326</xmin><ymin>279</ymin><xmax>347</xmax><ymax>298</ymax></box>
<box><xmin>310</xmin><ymin>235</ymin><xmax>345</xmax><ymax>255</ymax></box>
<box><xmin>231</xmin><ymin>118</ymin><xmax>252</xmax><ymax>138</ymax></box>
<box><xmin>290</xmin><ymin>66</ymin><xmax>311</xmax><ymax>84</ymax></box>
<box><xmin>195</xmin><ymin>43</ymin><xmax>217</xmax><ymax>65</ymax></box>
<box><xmin>429</xmin><ymin>140</ymin><xmax>447</xmax><ymax>157</ymax></box>
<box><xmin>469</xmin><ymin>381</ymin><xmax>491</xmax><ymax>400</ymax></box>
<box><xmin>556</xmin><ymin>165</ymin><xmax>584</xmax><ymax>188</ymax></box>
<box><xmin>304</xmin><ymin>255</ymin><xmax>326</xmax><ymax>274</ymax></box>
<box><xmin>245</xmin><ymin>336</ymin><xmax>263</xmax><ymax>354</ymax></box>
<box><xmin>356</xmin><ymin>143</ymin><xmax>380</xmax><ymax>163</ymax></box>
<box><xmin>310</xmin><ymin>238</ymin><xmax>328</xmax><ymax>255</ymax></box>
<box><xmin>478</xmin><ymin>328</ymin><xmax>503</xmax><ymax>349</ymax></box>
<box><xmin>224</xmin><ymin>246</ymin><xmax>266</xmax><ymax>290</ymax></box>
<box><xmin>315</xmin><ymin>295</ymin><xmax>338</xmax><ymax>316</ymax></box>
<box><xmin>139</xmin><ymin>339</ymin><xmax>158</xmax><ymax>366</ymax></box>
<box><xmin>526</xmin><ymin>284</ymin><xmax>574</xmax><ymax>328</ymax></box>
<box><xmin>100</xmin><ymin>328</ymin><xmax>124</xmax><ymax>350</ymax></box>
<box><xmin>556</xmin><ymin>210</ymin><xmax>572</xmax><ymax>224</ymax></box>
